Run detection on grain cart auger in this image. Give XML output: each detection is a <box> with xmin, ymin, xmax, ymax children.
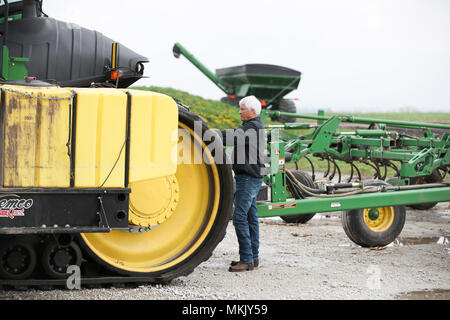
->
<box><xmin>256</xmin><ymin>109</ymin><xmax>450</xmax><ymax>247</ymax></box>
<box><xmin>0</xmin><ymin>0</ymin><xmax>233</xmax><ymax>288</ymax></box>
<box><xmin>173</xmin><ymin>42</ymin><xmax>301</xmax><ymax>123</ymax></box>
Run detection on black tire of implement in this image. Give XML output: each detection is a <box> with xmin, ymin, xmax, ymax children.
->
<box><xmin>0</xmin><ymin>239</ymin><xmax>37</xmax><ymax>280</ymax></box>
<box><xmin>77</xmin><ymin>106</ymin><xmax>234</xmax><ymax>283</ymax></box>
<box><xmin>281</xmin><ymin>170</ymin><xmax>316</xmax><ymax>224</ymax></box>
<box><xmin>270</xmin><ymin>99</ymin><xmax>297</xmax><ymax>123</ymax></box>
<box><xmin>408</xmin><ymin>170</ymin><xmax>442</xmax><ymax>210</ymax></box>
<box><xmin>341</xmin><ymin>180</ymin><xmax>406</xmax><ymax>247</ymax></box>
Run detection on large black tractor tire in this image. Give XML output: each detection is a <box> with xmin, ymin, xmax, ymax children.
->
<box><xmin>270</xmin><ymin>99</ymin><xmax>297</xmax><ymax>123</ymax></box>
<box><xmin>78</xmin><ymin>106</ymin><xmax>234</xmax><ymax>283</ymax></box>
<box><xmin>281</xmin><ymin>170</ymin><xmax>316</xmax><ymax>224</ymax></box>
<box><xmin>341</xmin><ymin>180</ymin><xmax>406</xmax><ymax>247</ymax></box>
<box><xmin>409</xmin><ymin>170</ymin><xmax>443</xmax><ymax>210</ymax></box>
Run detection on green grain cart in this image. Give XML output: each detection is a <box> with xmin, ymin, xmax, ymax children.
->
<box><xmin>173</xmin><ymin>42</ymin><xmax>301</xmax><ymax>123</ymax></box>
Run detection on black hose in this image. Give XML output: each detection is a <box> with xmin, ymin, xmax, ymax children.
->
<box><xmin>286</xmin><ymin>169</ymin><xmax>377</xmax><ymax>198</ymax></box>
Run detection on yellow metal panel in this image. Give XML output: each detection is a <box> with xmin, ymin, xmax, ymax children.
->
<box><xmin>2</xmin><ymin>86</ymin><xmax>72</xmax><ymax>187</ymax></box>
<box><xmin>125</xmin><ymin>89</ymin><xmax>178</xmax><ymax>183</ymax></box>
<box><xmin>0</xmin><ymin>86</ymin><xmax>178</xmax><ymax>189</ymax></box>
<box><xmin>1</xmin><ymin>85</ymin><xmax>72</xmax><ymax>187</ymax></box>
<box><xmin>74</xmin><ymin>88</ymin><xmax>127</xmax><ymax>188</ymax></box>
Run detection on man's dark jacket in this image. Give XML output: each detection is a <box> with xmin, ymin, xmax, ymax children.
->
<box><xmin>220</xmin><ymin>117</ymin><xmax>267</xmax><ymax>178</ymax></box>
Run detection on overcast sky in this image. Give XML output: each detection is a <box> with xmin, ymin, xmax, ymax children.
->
<box><xmin>44</xmin><ymin>0</ymin><xmax>449</xmax><ymax>112</ymax></box>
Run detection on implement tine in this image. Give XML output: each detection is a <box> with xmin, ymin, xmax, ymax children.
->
<box><xmin>347</xmin><ymin>162</ymin><xmax>354</xmax><ymax>183</ymax></box>
<box><xmin>361</xmin><ymin>160</ymin><xmax>380</xmax><ymax>179</ymax></box>
<box><xmin>329</xmin><ymin>158</ymin><xmax>337</xmax><ymax>181</ymax></box>
<box><xmin>380</xmin><ymin>162</ymin><xmax>388</xmax><ymax>180</ymax></box>
<box><xmin>335</xmin><ymin>160</ymin><xmax>342</xmax><ymax>183</ymax></box>
<box><xmin>304</xmin><ymin>156</ymin><xmax>316</xmax><ymax>181</ymax></box>
<box><xmin>352</xmin><ymin>162</ymin><xmax>362</xmax><ymax>182</ymax></box>
<box><xmin>372</xmin><ymin>161</ymin><xmax>382</xmax><ymax>180</ymax></box>
<box><xmin>387</xmin><ymin>161</ymin><xmax>401</xmax><ymax>177</ymax></box>
<box><xmin>323</xmin><ymin>157</ymin><xmax>331</xmax><ymax>178</ymax></box>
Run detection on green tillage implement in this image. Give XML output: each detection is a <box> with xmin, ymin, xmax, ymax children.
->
<box><xmin>172</xmin><ymin>42</ymin><xmax>301</xmax><ymax>122</ymax></box>
<box><xmin>172</xmin><ymin>43</ymin><xmax>449</xmax><ymax>247</ymax></box>
<box><xmin>256</xmin><ymin>109</ymin><xmax>450</xmax><ymax>247</ymax></box>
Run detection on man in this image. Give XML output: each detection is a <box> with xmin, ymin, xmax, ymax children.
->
<box><xmin>220</xmin><ymin>96</ymin><xmax>266</xmax><ymax>272</ymax></box>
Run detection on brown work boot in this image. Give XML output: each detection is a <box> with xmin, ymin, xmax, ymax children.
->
<box><xmin>228</xmin><ymin>262</ymin><xmax>254</xmax><ymax>272</ymax></box>
<box><xmin>231</xmin><ymin>259</ymin><xmax>259</xmax><ymax>268</ymax></box>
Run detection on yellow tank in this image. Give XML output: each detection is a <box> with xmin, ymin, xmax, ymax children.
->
<box><xmin>0</xmin><ymin>85</ymin><xmax>178</xmax><ymax>189</ymax></box>
<box><xmin>2</xmin><ymin>85</ymin><xmax>72</xmax><ymax>187</ymax></box>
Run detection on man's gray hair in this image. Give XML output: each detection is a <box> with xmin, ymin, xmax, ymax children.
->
<box><xmin>239</xmin><ymin>96</ymin><xmax>261</xmax><ymax>116</ymax></box>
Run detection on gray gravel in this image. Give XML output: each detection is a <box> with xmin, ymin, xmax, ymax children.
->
<box><xmin>1</xmin><ymin>202</ymin><xmax>449</xmax><ymax>300</ymax></box>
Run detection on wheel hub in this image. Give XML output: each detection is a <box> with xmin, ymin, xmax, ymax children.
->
<box><xmin>129</xmin><ymin>175</ymin><xmax>180</xmax><ymax>227</ymax></box>
<box><xmin>53</xmin><ymin>248</ymin><xmax>72</xmax><ymax>268</ymax></box>
<box><xmin>6</xmin><ymin>251</ymin><xmax>26</xmax><ymax>270</ymax></box>
<box><xmin>367</xmin><ymin>208</ymin><xmax>380</xmax><ymax>221</ymax></box>
<box><xmin>363</xmin><ymin>207</ymin><xmax>395</xmax><ymax>232</ymax></box>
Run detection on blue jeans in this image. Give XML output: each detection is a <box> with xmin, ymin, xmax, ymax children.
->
<box><xmin>233</xmin><ymin>174</ymin><xmax>263</xmax><ymax>264</ymax></box>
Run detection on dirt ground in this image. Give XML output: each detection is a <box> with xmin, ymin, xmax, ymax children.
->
<box><xmin>1</xmin><ymin>201</ymin><xmax>448</xmax><ymax>301</ymax></box>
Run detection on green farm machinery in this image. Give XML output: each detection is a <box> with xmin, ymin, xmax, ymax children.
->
<box><xmin>173</xmin><ymin>42</ymin><xmax>450</xmax><ymax>247</ymax></box>
<box><xmin>255</xmin><ymin>109</ymin><xmax>450</xmax><ymax>247</ymax></box>
<box><xmin>173</xmin><ymin>42</ymin><xmax>300</xmax><ymax>123</ymax></box>
<box><xmin>172</xmin><ymin>42</ymin><xmax>449</xmax><ymax>248</ymax></box>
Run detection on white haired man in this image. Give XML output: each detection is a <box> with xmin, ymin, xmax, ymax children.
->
<box><xmin>220</xmin><ymin>95</ymin><xmax>266</xmax><ymax>272</ymax></box>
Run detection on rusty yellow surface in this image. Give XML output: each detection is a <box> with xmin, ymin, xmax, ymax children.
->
<box><xmin>2</xmin><ymin>85</ymin><xmax>72</xmax><ymax>187</ymax></box>
<box><xmin>0</xmin><ymin>85</ymin><xmax>178</xmax><ymax>188</ymax></box>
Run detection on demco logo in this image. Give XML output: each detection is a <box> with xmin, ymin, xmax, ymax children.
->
<box><xmin>0</xmin><ymin>194</ymin><xmax>33</xmax><ymax>219</ymax></box>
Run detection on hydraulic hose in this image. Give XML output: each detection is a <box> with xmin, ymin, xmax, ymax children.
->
<box><xmin>286</xmin><ymin>169</ymin><xmax>450</xmax><ymax>199</ymax></box>
<box><xmin>286</xmin><ymin>170</ymin><xmax>377</xmax><ymax>198</ymax></box>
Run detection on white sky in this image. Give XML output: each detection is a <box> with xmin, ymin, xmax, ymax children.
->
<box><xmin>44</xmin><ymin>0</ymin><xmax>450</xmax><ymax>112</ymax></box>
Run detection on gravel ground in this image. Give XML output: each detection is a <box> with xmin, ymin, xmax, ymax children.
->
<box><xmin>0</xmin><ymin>202</ymin><xmax>449</xmax><ymax>300</ymax></box>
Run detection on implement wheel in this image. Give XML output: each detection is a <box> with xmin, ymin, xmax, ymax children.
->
<box><xmin>409</xmin><ymin>170</ymin><xmax>443</xmax><ymax>210</ymax></box>
<box><xmin>341</xmin><ymin>180</ymin><xmax>406</xmax><ymax>247</ymax></box>
<box><xmin>270</xmin><ymin>99</ymin><xmax>297</xmax><ymax>123</ymax></box>
<box><xmin>281</xmin><ymin>170</ymin><xmax>316</xmax><ymax>224</ymax></box>
<box><xmin>78</xmin><ymin>107</ymin><xmax>233</xmax><ymax>282</ymax></box>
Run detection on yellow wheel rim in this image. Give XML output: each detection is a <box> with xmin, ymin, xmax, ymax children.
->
<box><xmin>128</xmin><ymin>175</ymin><xmax>180</xmax><ymax>227</ymax></box>
<box><xmin>363</xmin><ymin>207</ymin><xmax>395</xmax><ymax>232</ymax></box>
<box><xmin>80</xmin><ymin>122</ymin><xmax>221</xmax><ymax>273</ymax></box>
